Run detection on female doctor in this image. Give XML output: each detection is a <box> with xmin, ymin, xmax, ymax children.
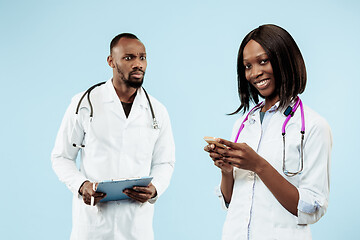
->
<box><xmin>204</xmin><ymin>24</ymin><xmax>332</xmax><ymax>240</ymax></box>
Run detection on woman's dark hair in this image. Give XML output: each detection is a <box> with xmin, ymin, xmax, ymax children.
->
<box><xmin>231</xmin><ymin>24</ymin><xmax>306</xmax><ymax>114</ymax></box>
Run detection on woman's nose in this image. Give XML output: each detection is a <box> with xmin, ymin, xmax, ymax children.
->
<box><xmin>250</xmin><ymin>65</ymin><xmax>263</xmax><ymax>79</ymax></box>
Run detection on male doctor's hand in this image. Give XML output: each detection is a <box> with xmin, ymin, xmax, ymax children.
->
<box><xmin>123</xmin><ymin>183</ymin><xmax>157</xmax><ymax>203</ymax></box>
<box><xmin>79</xmin><ymin>181</ymin><xmax>106</xmax><ymax>206</ymax></box>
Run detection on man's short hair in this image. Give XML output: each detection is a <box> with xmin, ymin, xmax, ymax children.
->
<box><xmin>110</xmin><ymin>33</ymin><xmax>139</xmax><ymax>54</ymax></box>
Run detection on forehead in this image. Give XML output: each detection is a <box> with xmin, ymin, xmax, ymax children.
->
<box><xmin>243</xmin><ymin>40</ymin><xmax>267</xmax><ymax>59</ymax></box>
<box><xmin>113</xmin><ymin>38</ymin><xmax>146</xmax><ymax>55</ymax></box>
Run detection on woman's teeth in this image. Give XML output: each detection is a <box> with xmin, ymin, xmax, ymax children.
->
<box><xmin>256</xmin><ymin>79</ymin><xmax>269</xmax><ymax>87</ymax></box>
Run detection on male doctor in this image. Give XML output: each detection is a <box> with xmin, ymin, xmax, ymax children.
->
<box><xmin>51</xmin><ymin>33</ymin><xmax>175</xmax><ymax>240</ymax></box>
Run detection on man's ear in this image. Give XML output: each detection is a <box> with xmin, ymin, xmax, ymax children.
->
<box><xmin>107</xmin><ymin>55</ymin><xmax>115</xmax><ymax>68</ymax></box>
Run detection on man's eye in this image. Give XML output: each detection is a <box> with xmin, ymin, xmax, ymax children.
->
<box><xmin>124</xmin><ymin>56</ymin><xmax>132</xmax><ymax>60</ymax></box>
<box><xmin>140</xmin><ymin>56</ymin><xmax>146</xmax><ymax>60</ymax></box>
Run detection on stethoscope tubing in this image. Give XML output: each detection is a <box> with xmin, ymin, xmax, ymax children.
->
<box><xmin>76</xmin><ymin>81</ymin><xmax>106</xmax><ymax>117</ymax></box>
<box><xmin>234</xmin><ymin>96</ymin><xmax>305</xmax><ymax>177</ymax></box>
<box><xmin>72</xmin><ymin>82</ymin><xmax>159</xmax><ymax>149</ymax></box>
<box><xmin>281</xmin><ymin>97</ymin><xmax>305</xmax><ymax>135</ymax></box>
<box><xmin>75</xmin><ymin>82</ymin><xmax>158</xmax><ymax>129</ymax></box>
<box><xmin>234</xmin><ymin>102</ymin><xmax>263</xmax><ymax>143</ymax></box>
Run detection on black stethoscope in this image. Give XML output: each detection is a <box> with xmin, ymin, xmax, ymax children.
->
<box><xmin>72</xmin><ymin>81</ymin><xmax>159</xmax><ymax>149</ymax></box>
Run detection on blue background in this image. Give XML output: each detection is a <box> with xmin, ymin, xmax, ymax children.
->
<box><xmin>1</xmin><ymin>0</ymin><xmax>359</xmax><ymax>239</ymax></box>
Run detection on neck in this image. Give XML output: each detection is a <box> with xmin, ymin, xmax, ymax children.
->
<box><xmin>112</xmin><ymin>79</ymin><xmax>138</xmax><ymax>103</ymax></box>
<box><xmin>261</xmin><ymin>95</ymin><xmax>280</xmax><ymax>112</ymax></box>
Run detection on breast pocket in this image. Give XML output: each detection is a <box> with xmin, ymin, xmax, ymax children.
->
<box><xmin>136</xmin><ymin>127</ymin><xmax>160</xmax><ymax>162</ymax></box>
<box><xmin>260</xmin><ymin>135</ymin><xmax>302</xmax><ymax>185</ymax></box>
<box><xmin>282</xmin><ymin>136</ymin><xmax>302</xmax><ymax>177</ymax></box>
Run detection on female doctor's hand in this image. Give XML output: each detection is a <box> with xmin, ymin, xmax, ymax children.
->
<box><xmin>204</xmin><ymin>143</ymin><xmax>233</xmax><ymax>174</ymax></box>
<box><xmin>123</xmin><ymin>183</ymin><xmax>157</xmax><ymax>203</ymax></box>
<box><xmin>79</xmin><ymin>181</ymin><xmax>106</xmax><ymax>206</ymax></box>
<box><xmin>208</xmin><ymin>138</ymin><xmax>266</xmax><ymax>173</ymax></box>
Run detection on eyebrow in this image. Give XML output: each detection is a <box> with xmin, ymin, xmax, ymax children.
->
<box><xmin>243</xmin><ymin>53</ymin><xmax>268</xmax><ymax>61</ymax></box>
<box><xmin>124</xmin><ymin>52</ymin><xmax>146</xmax><ymax>55</ymax></box>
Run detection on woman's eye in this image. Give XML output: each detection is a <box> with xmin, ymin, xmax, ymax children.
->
<box><xmin>244</xmin><ymin>64</ymin><xmax>251</xmax><ymax>69</ymax></box>
<box><xmin>260</xmin><ymin>59</ymin><xmax>268</xmax><ymax>64</ymax></box>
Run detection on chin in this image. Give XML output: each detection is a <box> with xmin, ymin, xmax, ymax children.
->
<box><xmin>127</xmin><ymin>79</ymin><xmax>144</xmax><ymax>88</ymax></box>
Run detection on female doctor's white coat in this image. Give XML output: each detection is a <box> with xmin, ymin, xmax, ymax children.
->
<box><xmin>51</xmin><ymin>80</ymin><xmax>175</xmax><ymax>240</ymax></box>
<box><xmin>219</xmin><ymin>102</ymin><xmax>332</xmax><ymax>240</ymax></box>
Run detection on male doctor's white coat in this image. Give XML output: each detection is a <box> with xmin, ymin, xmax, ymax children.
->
<box><xmin>51</xmin><ymin>79</ymin><xmax>175</xmax><ymax>240</ymax></box>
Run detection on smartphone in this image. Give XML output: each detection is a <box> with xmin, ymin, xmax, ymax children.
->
<box><xmin>203</xmin><ymin>136</ymin><xmax>226</xmax><ymax>149</ymax></box>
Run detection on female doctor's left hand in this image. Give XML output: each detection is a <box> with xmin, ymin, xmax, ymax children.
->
<box><xmin>213</xmin><ymin>138</ymin><xmax>266</xmax><ymax>174</ymax></box>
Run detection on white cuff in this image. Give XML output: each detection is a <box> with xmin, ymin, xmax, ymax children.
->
<box><xmin>215</xmin><ymin>185</ymin><xmax>229</xmax><ymax>210</ymax></box>
<box><xmin>297</xmin><ymin>188</ymin><xmax>327</xmax><ymax>224</ymax></box>
<box><xmin>148</xmin><ymin>194</ymin><xmax>159</xmax><ymax>204</ymax></box>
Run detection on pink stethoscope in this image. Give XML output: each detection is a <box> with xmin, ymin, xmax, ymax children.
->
<box><xmin>234</xmin><ymin>96</ymin><xmax>305</xmax><ymax>177</ymax></box>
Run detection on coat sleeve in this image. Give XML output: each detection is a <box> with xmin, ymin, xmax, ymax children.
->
<box><xmin>296</xmin><ymin>116</ymin><xmax>332</xmax><ymax>224</ymax></box>
<box><xmin>149</xmin><ymin>106</ymin><xmax>175</xmax><ymax>200</ymax></box>
<box><xmin>51</xmin><ymin>95</ymin><xmax>88</xmax><ymax>195</ymax></box>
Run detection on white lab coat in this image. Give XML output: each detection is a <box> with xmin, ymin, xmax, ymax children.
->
<box><xmin>51</xmin><ymin>79</ymin><xmax>175</xmax><ymax>240</ymax></box>
<box><xmin>219</xmin><ymin>102</ymin><xmax>332</xmax><ymax>240</ymax></box>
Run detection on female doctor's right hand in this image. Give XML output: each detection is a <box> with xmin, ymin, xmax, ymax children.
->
<box><xmin>204</xmin><ymin>143</ymin><xmax>233</xmax><ymax>174</ymax></box>
<box><xmin>79</xmin><ymin>181</ymin><xmax>106</xmax><ymax>206</ymax></box>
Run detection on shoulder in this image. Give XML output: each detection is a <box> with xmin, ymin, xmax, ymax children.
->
<box><xmin>303</xmin><ymin>104</ymin><xmax>332</xmax><ymax>141</ymax></box>
<box><xmin>70</xmin><ymin>81</ymin><xmax>109</xmax><ymax>107</ymax></box>
<box><xmin>303</xmin><ymin>105</ymin><xmax>331</xmax><ymax>130</ymax></box>
<box><xmin>70</xmin><ymin>91</ymin><xmax>86</xmax><ymax>103</ymax></box>
<box><xmin>142</xmin><ymin>91</ymin><xmax>173</xmax><ymax>130</ymax></box>
<box><xmin>145</xmin><ymin>92</ymin><xmax>169</xmax><ymax>115</ymax></box>
<box><xmin>232</xmin><ymin>111</ymin><xmax>249</xmax><ymax>129</ymax></box>
<box><xmin>230</xmin><ymin>112</ymin><xmax>248</xmax><ymax>141</ymax></box>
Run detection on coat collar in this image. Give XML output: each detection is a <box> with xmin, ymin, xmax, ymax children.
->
<box><xmin>248</xmin><ymin>99</ymin><xmax>299</xmax><ymax>122</ymax></box>
<box><xmin>247</xmin><ymin>101</ymin><xmax>280</xmax><ymax>124</ymax></box>
<box><xmin>102</xmin><ymin>78</ymin><xmax>149</xmax><ymax>109</ymax></box>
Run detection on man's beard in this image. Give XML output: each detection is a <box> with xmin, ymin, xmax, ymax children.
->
<box><xmin>116</xmin><ymin>64</ymin><xmax>145</xmax><ymax>89</ymax></box>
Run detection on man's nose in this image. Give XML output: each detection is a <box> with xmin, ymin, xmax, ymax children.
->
<box><xmin>132</xmin><ymin>59</ymin><xmax>143</xmax><ymax>69</ymax></box>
